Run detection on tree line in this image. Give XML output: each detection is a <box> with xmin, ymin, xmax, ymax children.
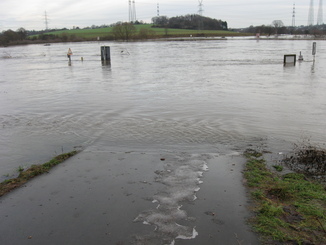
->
<box><xmin>152</xmin><ymin>14</ymin><xmax>228</xmax><ymax>30</ymax></box>
<box><xmin>239</xmin><ymin>21</ymin><xmax>326</xmax><ymax>36</ymax></box>
<box><xmin>0</xmin><ymin>28</ymin><xmax>28</xmax><ymax>46</ymax></box>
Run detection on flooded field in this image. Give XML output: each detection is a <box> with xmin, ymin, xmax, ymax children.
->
<box><xmin>1</xmin><ymin>39</ymin><xmax>326</xmax><ymax>175</ymax></box>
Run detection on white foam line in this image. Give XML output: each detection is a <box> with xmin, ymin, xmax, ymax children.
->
<box><xmin>134</xmin><ymin>154</ymin><xmax>210</xmax><ymax>242</ymax></box>
<box><xmin>227</xmin><ymin>151</ymin><xmax>241</xmax><ymax>156</ymax></box>
<box><xmin>176</xmin><ymin>228</ymin><xmax>199</xmax><ymax>240</ymax></box>
<box><xmin>202</xmin><ymin>162</ymin><xmax>209</xmax><ymax>171</ymax></box>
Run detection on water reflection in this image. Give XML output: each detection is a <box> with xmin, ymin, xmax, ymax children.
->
<box><xmin>101</xmin><ymin>60</ymin><xmax>111</xmax><ymax>66</ymax></box>
<box><xmin>311</xmin><ymin>60</ymin><xmax>315</xmax><ymax>73</ymax></box>
<box><xmin>101</xmin><ymin>65</ymin><xmax>112</xmax><ymax>80</ymax></box>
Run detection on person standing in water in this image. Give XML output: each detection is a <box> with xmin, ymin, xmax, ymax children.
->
<box><xmin>67</xmin><ymin>48</ymin><xmax>73</xmax><ymax>61</ymax></box>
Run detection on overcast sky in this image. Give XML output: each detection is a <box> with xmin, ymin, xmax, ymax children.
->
<box><xmin>0</xmin><ymin>0</ymin><xmax>322</xmax><ymax>31</ymax></box>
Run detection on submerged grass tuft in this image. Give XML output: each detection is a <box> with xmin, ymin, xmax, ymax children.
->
<box><xmin>272</xmin><ymin>165</ymin><xmax>283</xmax><ymax>172</ymax></box>
<box><xmin>0</xmin><ymin>151</ymin><xmax>79</xmax><ymax>197</ymax></box>
<box><xmin>244</xmin><ymin>149</ymin><xmax>326</xmax><ymax>244</ymax></box>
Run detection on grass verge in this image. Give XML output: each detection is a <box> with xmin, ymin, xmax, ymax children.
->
<box><xmin>0</xmin><ymin>151</ymin><xmax>79</xmax><ymax>197</ymax></box>
<box><xmin>244</xmin><ymin>149</ymin><xmax>326</xmax><ymax>245</ymax></box>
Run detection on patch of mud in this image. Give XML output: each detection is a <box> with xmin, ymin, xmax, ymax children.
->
<box><xmin>282</xmin><ymin>143</ymin><xmax>326</xmax><ymax>182</ymax></box>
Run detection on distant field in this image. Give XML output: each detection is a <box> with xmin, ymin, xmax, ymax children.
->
<box><xmin>45</xmin><ymin>24</ymin><xmax>248</xmax><ymax>39</ymax></box>
<box><xmin>46</xmin><ymin>27</ymin><xmax>113</xmax><ymax>38</ymax></box>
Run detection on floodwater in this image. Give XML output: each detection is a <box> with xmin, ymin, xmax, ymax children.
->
<box><xmin>1</xmin><ymin>39</ymin><xmax>326</xmax><ymax>244</ymax></box>
<box><xmin>1</xmin><ymin>39</ymin><xmax>326</xmax><ymax>175</ymax></box>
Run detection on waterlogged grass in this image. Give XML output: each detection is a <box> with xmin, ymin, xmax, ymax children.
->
<box><xmin>0</xmin><ymin>151</ymin><xmax>78</xmax><ymax>197</ymax></box>
<box><xmin>272</xmin><ymin>165</ymin><xmax>284</xmax><ymax>172</ymax></box>
<box><xmin>244</xmin><ymin>149</ymin><xmax>326</xmax><ymax>244</ymax></box>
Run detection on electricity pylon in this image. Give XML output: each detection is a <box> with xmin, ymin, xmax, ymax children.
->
<box><xmin>308</xmin><ymin>0</ymin><xmax>314</xmax><ymax>25</ymax></box>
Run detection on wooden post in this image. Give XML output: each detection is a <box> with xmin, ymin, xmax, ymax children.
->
<box><xmin>101</xmin><ymin>46</ymin><xmax>111</xmax><ymax>65</ymax></box>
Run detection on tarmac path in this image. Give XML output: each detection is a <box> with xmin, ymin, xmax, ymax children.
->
<box><xmin>0</xmin><ymin>145</ymin><xmax>259</xmax><ymax>245</ymax></box>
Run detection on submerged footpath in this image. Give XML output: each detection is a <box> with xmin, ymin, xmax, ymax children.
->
<box><xmin>0</xmin><ymin>145</ymin><xmax>259</xmax><ymax>245</ymax></box>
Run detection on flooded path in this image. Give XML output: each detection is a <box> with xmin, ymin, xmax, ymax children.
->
<box><xmin>0</xmin><ymin>150</ymin><xmax>258</xmax><ymax>245</ymax></box>
<box><xmin>1</xmin><ymin>39</ymin><xmax>326</xmax><ymax>244</ymax></box>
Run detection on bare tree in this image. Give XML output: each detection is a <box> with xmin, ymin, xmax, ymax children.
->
<box><xmin>112</xmin><ymin>22</ymin><xmax>136</xmax><ymax>41</ymax></box>
<box><xmin>272</xmin><ymin>20</ymin><xmax>284</xmax><ymax>35</ymax></box>
<box><xmin>138</xmin><ymin>28</ymin><xmax>155</xmax><ymax>39</ymax></box>
<box><xmin>152</xmin><ymin>16</ymin><xmax>169</xmax><ymax>27</ymax></box>
<box><xmin>16</xmin><ymin>27</ymin><xmax>27</xmax><ymax>40</ymax></box>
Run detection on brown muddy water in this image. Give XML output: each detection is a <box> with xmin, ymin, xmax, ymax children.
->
<box><xmin>1</xmin><ymin>39</ymin><xmax>326</xmax><ymax>244</ymax></box>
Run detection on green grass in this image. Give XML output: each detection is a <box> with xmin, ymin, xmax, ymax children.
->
<box><xmin>43</xmin><ymin>24</ymin><xmax>249</xmax><ymax>39</ymax></box>
<box><xmin>17</xmin><ymin>166</ymin><xmax>24</xmax><ymax>172</ymax></box>
<box><xmin>0</xmin><ymin>151</ymin><xmax>79</xmax><ymax>197</ymax></box>
<box><xmin>273</xmin><ymin>165</ymin><xmax>284</xmax><ymax>172</ymax></box>
<box><xmin>244</xmin><ymin>149</ymin><xmax>326</xmax><ymax>244</ymax></box>
<box><xmin>46</xmin><ymin>27</ymin><xmax>113</xmax><ymax>38</ymax></box>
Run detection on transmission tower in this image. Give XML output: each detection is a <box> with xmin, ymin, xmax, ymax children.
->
<box><xmin>292</xmin><ymin>3</ymin><xmax>296</xmax><ymax>26</ymax></box>
<box><xmin>308</xmin><ymin>0</ymin><xmax>314</xmax><ymax>25</ymax></box>
<box><xmin>128</xmin><ymin>0</ymin><xmax>136</xmax><ymax>23</ymax></box>
<box><xmin>157</xmin><ymin>3</ymin><xmax>160</xmax><ymax>17</ymax></box>
<box><xmin>133</xmin><ymin>1</ymin><xmax>136</xmax><ymax>22</ymax></box>
<box><xmin>129</xmin><ymin>0</ymin><xmax>131</xmax><ymax>22</ymax></box>
<box><xmin>317</xmin><ymin>0</ymin><xmax>323</xmax><ymax>24</ymax></box>
<box><xmin>44</xmin><ymin>11</ymin><xmax>49</xmax><ymax>30</ymax></box>
<box><xmin>198</xmin><ymin>0</ymin><xmax>204</xmax><ymax>16</ymax></box>
<box><xmin>198</xmin><ymin>0</ymin><xmax>204</xmax><ymax>30</ymax></box>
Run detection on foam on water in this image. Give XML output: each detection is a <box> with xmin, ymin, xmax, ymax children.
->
<box><xmin>176</xmin><ymin>227</ymin><xmax>199</xmax><ymax>240</ymax></box>
<box><xmin>133</xmin><ymin>154</ymin><xmax>210</xmax><ymax>243</ymax></box>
